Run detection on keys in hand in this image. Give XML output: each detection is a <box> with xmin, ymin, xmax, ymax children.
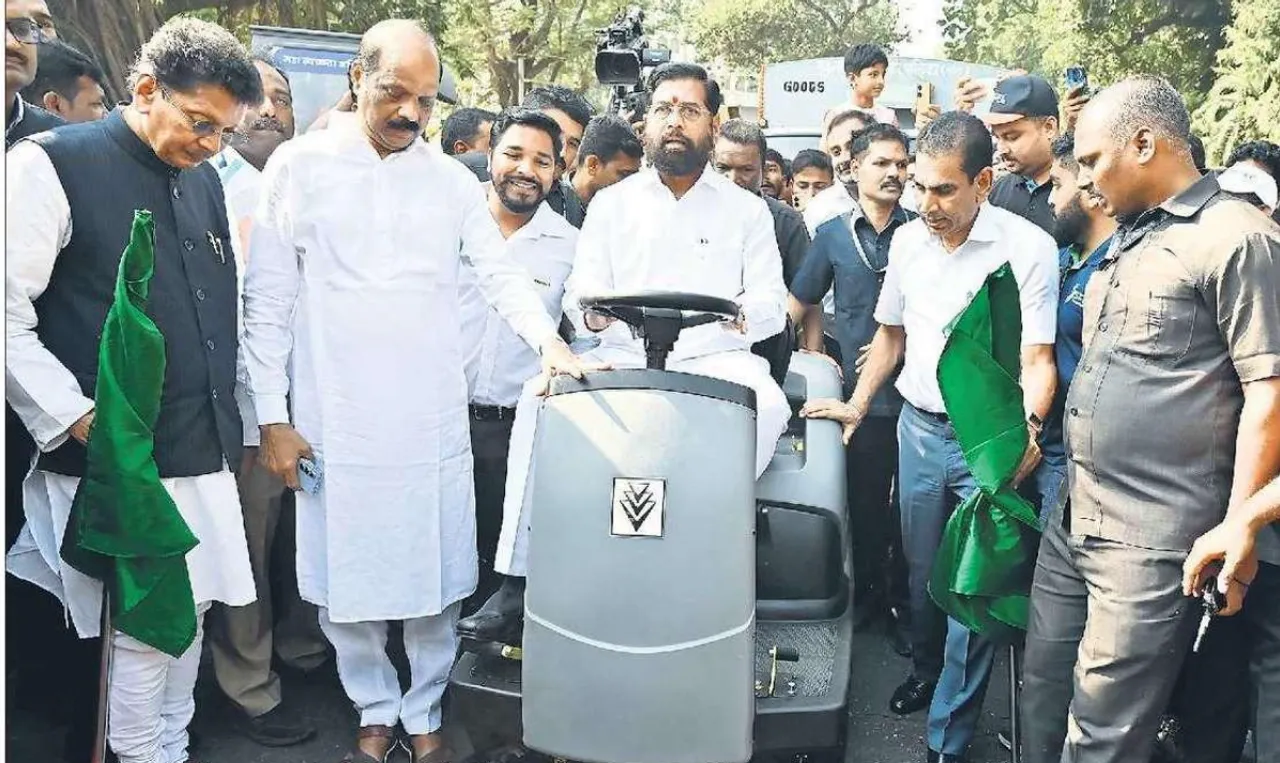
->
<box><xmin>1191</xmin><ymin>577</ymin><xmax>1227</xmax><ymax>652</ymax></box>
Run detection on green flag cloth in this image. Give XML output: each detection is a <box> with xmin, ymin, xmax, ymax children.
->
<box><xmin>60</xmin><ymin>210</ymin><xmax>200</xmax><ymax>658</ymax></box>
<box><xmin>928</xmin><ymin>263</ymin><xmax>1041</xmax><ymax>643</ymax></box>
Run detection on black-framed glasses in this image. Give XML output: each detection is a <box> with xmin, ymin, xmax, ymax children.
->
<box><xmin>6</xmin><ymin>17</ymin><xmax>51</xmax><ymax>45</ymax></box>
<box><xmin>649</xmin><ymin>102</ymin><xmax>710</xmax><ymax>122</ymax></box>
<box><xmin>158</xmin><ymin>87</ymin><xmax>238</xmax><ymax>140</ymax></box>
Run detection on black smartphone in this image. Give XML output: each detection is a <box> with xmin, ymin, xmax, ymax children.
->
<box><xmin>1065</xmin><ymin>65</ymin><xmax>1088</xmax><ymax>93</ymax></box>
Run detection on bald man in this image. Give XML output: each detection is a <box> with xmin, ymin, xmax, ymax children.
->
<box><xmin>1019</xmin><ymin>76</ymin><xmax>1280</xmax><ymax>763</ymax></box>
<box><xmin>241</xmin><ymin>20</ymin><xmax>594</xmax><ymax>763</ymax></box>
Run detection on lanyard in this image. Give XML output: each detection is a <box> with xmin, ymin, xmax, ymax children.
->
<box><xmin>848</xmin><ymin>216</ymin><xmax>889</xmax><ymax>279</ymax></box>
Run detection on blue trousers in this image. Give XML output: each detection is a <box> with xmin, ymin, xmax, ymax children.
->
<box><xmin>897</xmin><ymin>403</ymin><xmax>997</xmax><ymax>756</ymax></box>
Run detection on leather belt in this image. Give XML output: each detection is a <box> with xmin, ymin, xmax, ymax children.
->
<box><xmin>909</xmin><ymin>403</ymin><xmax>950</xmax><ymax>424</ymax></box>
<box><xmin>469</xmin><ymin>404</ymin><xmax>517</xmax><ymax>422</ymax></box>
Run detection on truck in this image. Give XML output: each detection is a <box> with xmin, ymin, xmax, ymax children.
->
<box><xmin>760</xmin><ymin>56</ymin><xmax>1011</xmax><ymax>159</ymax></box>
<box><xmin>248</xmin><ymin>25</ymin><xmax>460</xmax><ymax>134</ymax></box>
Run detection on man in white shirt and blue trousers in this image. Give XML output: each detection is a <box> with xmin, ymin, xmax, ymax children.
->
<box><xmin>459</xmin><ymin>108</ymin><xmax>580</xmax><ymax>608</ymax></box>
<box><xmin>460</xmin><ymin>62</ymin><xmax>792</xmax><ymax>643</ymax></box>
<box><xmin>803</xmin><ymin>111</ymin><xmax>1059</xmax><ymax>762</ymax></box>
<box><xmin>241</xmin><ymin>21</ymin><xmax>593</xmax><ymax>763</ymax></box>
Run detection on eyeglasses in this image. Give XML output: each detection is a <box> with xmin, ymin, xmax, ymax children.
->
<box><xmin>649</xmin><ymin>102</ymin><xmax>710</xmax><ymax>122</ymax></box>
<box><xmin>158</xmin><ymin>87</ymin><xmax>237</xmax><ymax>140</ymax></box>
<box><xmin>6</xmin><ymin>17</ymin><xmax>51</xmax><ymax>45</ymax></box>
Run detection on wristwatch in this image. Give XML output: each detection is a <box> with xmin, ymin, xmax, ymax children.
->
<box><xmin>1027</xmin><ymin>412</ymin><xmax>1044</xmax><ymax>435</ymax></box>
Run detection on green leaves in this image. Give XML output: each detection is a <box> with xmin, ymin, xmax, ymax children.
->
<box><xmin>688</xmin><ymin>0</ymin><xmax>903</xmax><ymax>73</ymax></box>
<box><xmin>1195</xmin><ymin>0</ymin><xmax>1280</xmax><ymax>164</ymax></box>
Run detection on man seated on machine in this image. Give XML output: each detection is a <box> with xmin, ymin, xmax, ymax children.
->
<box><xmin>458</xmin><ymin>62</ymin><xmax>791</xmax><ymax>643</ymax></box>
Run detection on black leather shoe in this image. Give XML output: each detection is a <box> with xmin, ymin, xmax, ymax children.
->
<box><xmin>233</xmin><ymin>703</ymin><xmax>316</xmax><ymax>747</ymax></box>
<box><xmin>926</xmin><ymin>749</ymin><xmax>966</xmax><ymax>763</ymax></box>
<box><xmin>890</xmin><ymin>676</ymin><xmax>936</xmax><ymax>715</ymax></box>
<box><xmin>457</xmin><ymin>575</ymin><xmax>525</xmax><ymax>644</ymax></box>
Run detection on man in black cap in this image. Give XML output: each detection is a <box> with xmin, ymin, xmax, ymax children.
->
<box><xmin>957</xmin><ymin>74</ymin><xmax>1061</xmax><ymax>234</ymax></box>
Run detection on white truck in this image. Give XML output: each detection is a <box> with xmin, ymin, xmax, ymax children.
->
<box><xmin>760</xmin><ymin>56</ymin><xmax>1010</xmax><ymax>159</ymax></box>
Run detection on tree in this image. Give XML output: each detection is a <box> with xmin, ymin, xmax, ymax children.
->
<box><xmin>688</xmin><ymin>0</ymin><xmax>904</xmax><ymax>73</ymax></box>
<box><xmin>444</xmin><ymin>0</ymin><xmax>636</xmax><ymax>108</ymax></box>
<box><xmin>942</xmin><ymin>0</ymin><xmax>1230</xmax><ymax>110</ymax></box>
<box><xmin>1195</xmin><ymin>0</ymin><xmax>1280</xmax><ymax>164</ymax></box>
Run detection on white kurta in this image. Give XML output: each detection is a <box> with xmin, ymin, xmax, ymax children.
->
<box><xmin>4</xmin><ymin>141</ymin><xmax>256</xmax><ymax>639</ymax></box>
<box><xmin>242</xmin><ymin>121</ymin><xmax>559</xmax><ymax>624</ymax></box>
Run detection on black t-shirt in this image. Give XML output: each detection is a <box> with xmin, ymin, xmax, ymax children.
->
<box><xmin>765</xmin><ymin>195</ymin><xmax>810</xmax><ymax>288</ymax></box>
<box><xmin>989</xmin><ymin>172</ymin><xmax>1054</xmax><ymax>234</ymax></box>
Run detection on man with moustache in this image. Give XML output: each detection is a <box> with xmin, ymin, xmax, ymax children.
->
<box><xmin>523</xmin><ymin>84</ymin><xmax>594</xmax><ymax>222</ymax></box>
<box><xmin>802</xmin><ymin>112</ymin><xmax>1058</xmax><ymax>761</ymax></box>
<box><xmin>713</xmin><ymin>118</ymin><xmax>810</xmax><ymax>287</ymax></box>
<box><xmin>460</xmin><ymin>107</ymin><xmax>578</xmax><ymax>608</ymax></box>
<box><xmin>804</xmin><ymin>107</ymin><xmax>877</xmax><ymax>235</ymax></box>
<box><xmin>763</xmin><ymin>147</ymin><xmax>794</xmax><ymax>205</ymax></box>
<box><xmin>791</xmin><ymin>123</ymin><xmax>915</xmax><ymax>658</ymax></box>
<box><xmin>241</xmin><ymin>21</ymin><xmax>592</xmax><ymax>763</ymax></box>
<box><xmin>21</xmin><ymin>39</ymin><xmax>107</xmax><ymax>123</ymax></box>
<box><xmin>6</xmin><ymin>18</ymin><xmax>262</xmax><ymax>762</ymax></box>
<box><xmin>974</xmin><ymin>75</ymin><xmax>1061</xmax><ymax>234</ymax></box>
<box><xmin>799</xmin><ymin>108</ymin><xmax>876</xmax><ymax>358</ymax></box>
<box><xmin>461</xmin><ymin>62</ymin><xmax>789</xmax><ymax>647</ymax></box>
<box><xmin>5</xmin><ymin>0</ymin><xmax>61</xmax><ymax>148</ymax></box>
<box><xmin>1019</xmin><ymin>75</ymin><xmax>1280</xmax><ymax>763</ymax></box>
<box><xmin>205</xmin><ymin>51</ymin><xmax>328</xmax><ymax>748</ymax></box>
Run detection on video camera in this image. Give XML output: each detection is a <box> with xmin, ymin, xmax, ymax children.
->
<box><xmin>594</xmin><ymin>7</ymin><xmax>670</xmax><ymax>119</ymax></box>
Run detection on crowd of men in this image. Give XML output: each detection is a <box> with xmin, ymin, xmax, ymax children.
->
<box><xmin>5</xmin><ymin>2</ymin><xmax>1280</xmax><ymax>762</ymax></box>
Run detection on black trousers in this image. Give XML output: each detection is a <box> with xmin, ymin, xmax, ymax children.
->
<box><xmin>468</xmin><ymin>416</ymin><xmax>516</xmax><ymax>607</ymax></box>
<box><xmin>846</xmin><ymin>415</ymin><xmax>909</xmax><ymax>615</ymax></box>
<box><xmin>1168</xmin><ymin>560</ymin><xmax>1280</xmax><ymax>763</ymax></box>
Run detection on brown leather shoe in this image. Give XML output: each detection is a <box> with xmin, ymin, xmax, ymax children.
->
<box><xmin>341</xmin><ymin>725</ymin><xmax>398</xmax><ymax>763</ymax></box>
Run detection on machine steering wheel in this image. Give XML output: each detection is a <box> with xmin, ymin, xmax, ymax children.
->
<box><xmin>580</xmin><ymin>291</ymin><xmax>742</xmax><ymax>370</ymax></box>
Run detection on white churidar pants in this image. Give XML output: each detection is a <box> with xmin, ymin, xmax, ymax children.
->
<box><xmin>318</xmin><ymin>602</ymin><xmax>462</xmax><ymax>735</ymax></box>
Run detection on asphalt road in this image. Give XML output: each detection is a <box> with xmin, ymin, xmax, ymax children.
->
<box><xmin>7</xmin><ymin>627</ymin><xmax>1018</xmax><ymax>763</ymax></box>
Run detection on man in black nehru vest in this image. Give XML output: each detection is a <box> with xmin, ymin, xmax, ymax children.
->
<box><xmin>6</xmin><ymin>17</ymin><xmax>261</xmax><ymax>763</ymax></box>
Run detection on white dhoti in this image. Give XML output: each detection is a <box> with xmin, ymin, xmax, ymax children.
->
<box><xmin>319</xmin><ymin>602</ymin><xmax>462</xmax><ymax>735</ymax></box>
<box><xmin>494</xmin><ymin>347</ymin><xmax>790</xmax><ymax>576</ymax></box>
<box><xmin>5</xmin><ymin>467</ymin><xmax>254</xmax><ymax>763</ymax></box>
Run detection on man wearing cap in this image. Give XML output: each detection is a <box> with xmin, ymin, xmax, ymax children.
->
<box><xmin>958</xmin><ymin>74</ymin><xmax>1063</xmax><ymax>234</ymax></box>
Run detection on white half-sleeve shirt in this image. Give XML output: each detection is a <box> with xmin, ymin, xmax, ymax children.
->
<box><xmin>874</xmin><ymin>203</ymin><xmax>1059</xmax><ymax>414</ymax></box>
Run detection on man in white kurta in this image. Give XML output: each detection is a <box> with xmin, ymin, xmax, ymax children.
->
<box><xmin>460</xmin><ymin>64</ymin><xmax>790</xmax><ymax>643</ymax></box>
<box><xmin>240</xmin><ymin>21</ymin><xmax>588</xmax><ymax>763</ymax></box>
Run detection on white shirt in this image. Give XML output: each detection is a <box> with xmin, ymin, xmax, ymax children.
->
<box><xmin>874</xmin><ymin>204</ymin><xmax>1058</xmax><ymax>413</ymax></box>
<box><xmin>461</xmin><ymin>202</ymin><xmax>578</xmax><ymax>408</ymax></box>
<box><xmin>211</xmin><ymin>146</ymin><xmax>266</xmax><ymax>446</ymax></box>
<box><xmin>804</xmin><ymin>182</ymin><xmax>859</xmax><ymax>237</ymax></box>
<box><xmin>565</xmin><ymin>167</ymin><xmax>787</xmax><ymax>361</ymax></box>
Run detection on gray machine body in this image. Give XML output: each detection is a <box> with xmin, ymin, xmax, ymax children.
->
<box><xmin>522</xmin><ymin>370</ymin><xmax>758</xmax><ymax>763</ymax></box>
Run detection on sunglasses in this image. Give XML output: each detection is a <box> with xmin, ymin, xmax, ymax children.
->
<box><xmin>6</xmin><ymin>17</ymin><xmax>51</xmax><ymax>45</ymax></box>
<box><xmin>158</xmin><ymin>87</ymin><xmax>238</xmax><ymax>140</ymax></box>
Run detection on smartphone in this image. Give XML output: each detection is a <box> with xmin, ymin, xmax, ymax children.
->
<box><xmin>915</xmin><ymin>82</ymin><xmax>933</xmax><ymax>115</ymax></box>
<box><xmin>1065</xmin><ymin>65</ymin><xmax>1089</xmax><ymax>94</ymax></box>
<box><xmin>297</xmin><ymin>455</ymin><xmax>324</xmax><ymax>495</ymax></box>
<box><xmin>970</xmin><ymin>77</ymin><xmax>999</xmax><ymax>115</ymax></box>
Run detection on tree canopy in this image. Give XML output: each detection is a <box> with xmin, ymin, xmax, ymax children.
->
<box><xmin>1195</xmin><ymin>0</ymin><xmax>1280</xmax><ymax>163</ymax></box>
<box><xmin>688</xmin><ymin>0</ymin><xmax>902</xmax><ymax>73</ymax></box>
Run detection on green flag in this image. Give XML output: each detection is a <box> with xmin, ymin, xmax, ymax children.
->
<box><xmin>61</xmin><ymin>210</ymin><xmax>200</xmax><ymax>658</ymax></box>
<box><xmin>928</xmin><ymin>263</ymin><xmax>1041</xmax><ymax>643</ymax></box>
